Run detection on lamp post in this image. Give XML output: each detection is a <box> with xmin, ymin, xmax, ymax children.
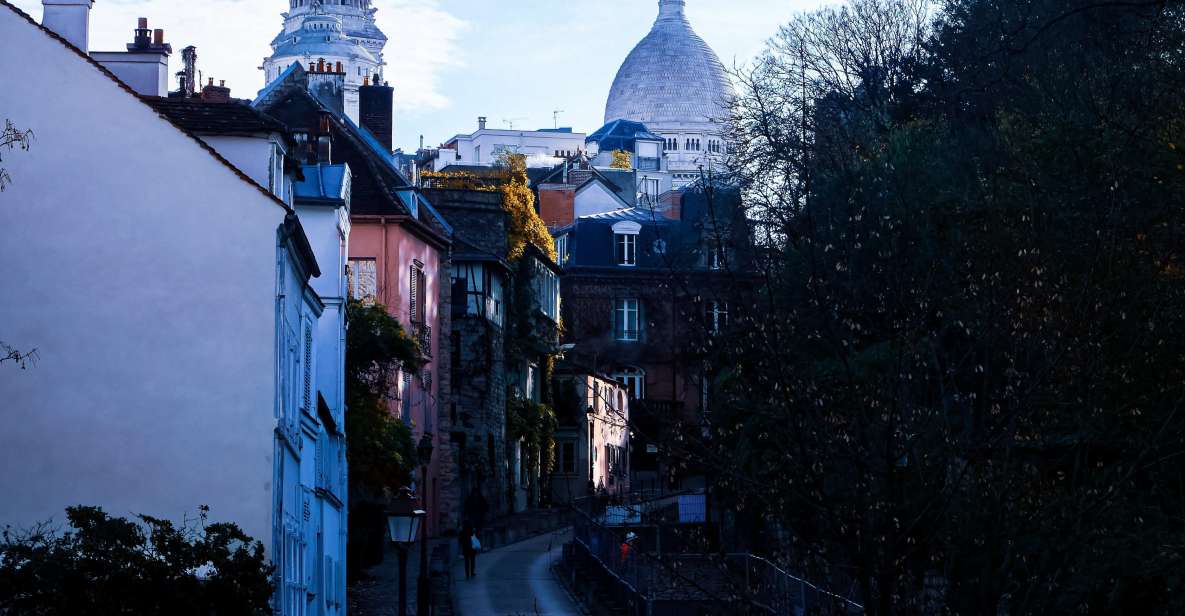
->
<box><xmin>416</xmin><ymin>434</ymin><xmax>435</xmax><ymax>616</ymax></box>
<box><xmin>386</xmin><ymin>487</ymin><xmax>425</xmax><ymax>616</ymax></box>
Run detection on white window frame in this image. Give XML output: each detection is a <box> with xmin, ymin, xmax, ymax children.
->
<box><xmin>616</xmin><ymin>233</ymin><xmax>637</xmax><ymax>267</ymax></box>
<box><xmin>614</xmin><ymin>298</ymin><xmax>640</xmax><ymax>342</ymax></box>
<box><xmin>555</xmin><ymin>234</ymin><xmax>569</xmax><ymax>266</ymax></box>
<box><xmin>613</xmin><ymin>221</ymin><xmax>642</xmax><ymax>267</ymax></box>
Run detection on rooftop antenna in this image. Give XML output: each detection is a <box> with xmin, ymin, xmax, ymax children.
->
<box><xmin>553</xmin><ymin>109</ymin><xmax>564</xmax><ymax>129</ymax></box>
<box><xmin>502</xmin><ymin>117</ymin><xmax>526</xmax><ymax>130</ymax></box>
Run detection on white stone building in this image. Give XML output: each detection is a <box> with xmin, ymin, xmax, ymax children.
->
<box><xmin>0</xmin><ymin>2</ymin><xmax>351</xmax><ymax>614</ymax></box>
<box><xmin>604</xmin><ymin>0</ymin><xmax>735</xmax><ymax>187</ymax></box>
<box><xmin>263</xmin><ymin>0</ymin><xmax>387</xmax><ymax>122</ymax></box>
<box><xmin>426</xmin><ymin>118</ymin><xmax>587</xmax><ymax>171</ymax></box>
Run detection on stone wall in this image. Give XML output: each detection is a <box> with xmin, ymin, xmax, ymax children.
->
<box><xmin>426</xmin><ymin>189</ymin><xmax>515</xmax><ymax>525</ymax></box>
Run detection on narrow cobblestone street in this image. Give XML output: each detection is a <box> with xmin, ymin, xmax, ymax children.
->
<box><xmin>452</xmin><ymin>530</ymin><xmax>582</xmax><ymax>616</ymax></box>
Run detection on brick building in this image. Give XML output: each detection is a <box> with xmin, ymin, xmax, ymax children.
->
<box><xmin>550</xmin><ymin>184</ymin><xmax>751</xmax><ymax>489</ymax></box>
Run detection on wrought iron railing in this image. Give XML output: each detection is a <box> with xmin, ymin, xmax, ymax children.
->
<box><xmin>570</xmin><ymin>506</ymin><xmax>864</xmax><ymax>614</ymax></box>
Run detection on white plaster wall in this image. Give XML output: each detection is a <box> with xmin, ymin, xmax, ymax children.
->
<box><xmin>450</xmin><ymin>130</ymin><xmax>587</xmax><ymax>165</ymax></box>
<box><xmin>0</xmin><ymin>8</ymin><xmax>287</xmax><ymax>544</ymax></box>
<box><xmin>202</xmin><ymin>135</ymin><xmax>279</xmax><ymax>197</ymax></box>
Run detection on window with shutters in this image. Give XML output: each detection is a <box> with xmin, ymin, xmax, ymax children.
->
<box><xmin>400</xmin><ymin>371</ymin><xmax>413</xmax><ymax>425</ymax></box>
<box><xmin>302</xmin><ymin>324</ymin><xmax>314</xmax><ymax>412</ymax></box>
<box><xmin>410</xmin><ymin>261</ymin><xmax>427</xmax><ymax>324</ymax></box>
<box><xmin>347</xmin><ymin>258</ymin><xmax>377</xmax><ymax>303</ymax></box>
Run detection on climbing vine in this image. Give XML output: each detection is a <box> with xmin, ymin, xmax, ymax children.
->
<box><xmin>496</xmin><ymin>152</ymin><xmax>556</xmax><ymax>262</ymax></box>
<box><xmin>419</xmin><ymin>169</ymin><xmax>497</xmax><ymax>192</ymax></box>
<box><xmin>507</xmin><ymin>396</ymin><xmax>558</xmax><ymax>478</ymax></box>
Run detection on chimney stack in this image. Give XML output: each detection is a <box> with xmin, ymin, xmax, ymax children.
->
<box><xmin>41</xmin><ymin>0</ymin><xmax>93</xmax><ymax>53</ymax></box>
<box><xmin>200</xmin><ymin>78</ymin><xmax>232</xmax><ymax>103</ymax></box>
<box><xmin>478</xmin><ymin>116</ymin><xmax>487</xmax><ymax>131</ymax></box>
<box><xmin>360</xmin><ymin>80</ymin><xmax>395</xmax><ymax>153</ymax></box>
<box><xmin>91</xmin><ymin>17</ymin><xmax>173</xmax><ymax>97</ymax></box>
<box><xmin>307</xmin><ymin>60</ymin><xmax>346</xmax><ymax>115</ymax></box>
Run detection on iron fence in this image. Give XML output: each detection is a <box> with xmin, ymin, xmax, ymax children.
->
<box><xmin>570</xmin><ymin>507</ymin><xmax>863</xmax><ymax>615</ymax></box>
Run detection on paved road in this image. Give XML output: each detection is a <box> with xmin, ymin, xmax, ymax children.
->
<box><xmin>452</xmin><ymin>529</ymin><xmax>582</xmax><ymax>616</ymax></box>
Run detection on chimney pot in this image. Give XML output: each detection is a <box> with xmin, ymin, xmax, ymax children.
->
<box><xmin>219</xmin><ymin>80</ymin><xmax>225</xmax><ymax>87</ymax></box>
<box><xmin>208</xmin><ymin>77</ymin><xmax>214</xmax><ymax>86</ymax></box>
<box><xmin>336</xmin><ymin>61</ymin><xmax>343</xmax><ymax>73</ymax></box>
<box><xmin>478</xmin><ymin>116</ymin><xmax>487</xmax><ymax>130</ymax></box>
<box><xmin>138</xmin><ymin>17</ymin><xmax>148</xmax><ymax>29</ymax></box>
<box><xmin>153</xmin><ymin>29</ymin><xmax>164</xmax><ymax>45</ymax></box>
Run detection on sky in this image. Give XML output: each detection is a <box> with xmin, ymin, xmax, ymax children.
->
<box><xmin>12</xmin><ymin>0</ymin><xmax>823</xmax><ymax>151</ymax></box>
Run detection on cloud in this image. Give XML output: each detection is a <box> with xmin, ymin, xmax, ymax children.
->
<box><xmin>379</xmin><ymin>0</ymin><xmax>470</xmax><ymax>111</ymax></box>
<box><xmin>9</xmin><ymin>0</ymin><xmax>469</xmax><ymax>108</ymax></box>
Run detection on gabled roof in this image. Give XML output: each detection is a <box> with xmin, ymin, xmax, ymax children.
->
<box><xmin>575</xmin><ymin>176</ymin><xmax>633</xmax><ymax>211</ymax></box>
<box><xmin>0</xmin><ymin>0</ymin><xmax>291</xmax><ymax>214</ymax></box>
<box><xmin>146</xmin><ymin>98</ymin><xmax>289</xmax><ymax>137</ymax></box>
<box><xmin>532</xmin><ymin>163</ymin><xmax>624</xmax><ymax>194</ymax></box>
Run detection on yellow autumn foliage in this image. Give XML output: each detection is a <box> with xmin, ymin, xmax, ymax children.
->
<box><xmin>610</xmin><ymin>149</ymin><xmax>633</xmax><ymax>169</ymax></box>
<box><xmin>497</xmin><ymin>152</ymin><xmax>557</xmax><ymax>262</ymax></box>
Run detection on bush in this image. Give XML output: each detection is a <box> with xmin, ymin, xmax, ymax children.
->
<box><xmin>0</xmin><ymin>506</ymin><xmax>273</xmax><ymax>615</ymax></box>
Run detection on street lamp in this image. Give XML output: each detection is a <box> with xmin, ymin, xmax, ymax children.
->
<box><xmin>416</xmin><ymin>434</ymin><xmax>435</xmax><ymax>616</ymax></box>
<box><xmin>386</xmin><ymin>487</ymin><xmax>425</xmax><ymax>616</ymax></box>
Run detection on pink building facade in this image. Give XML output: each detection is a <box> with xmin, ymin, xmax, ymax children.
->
<box><xmin>349</xmin><ymin>215</ymin><xmax>449</xmax><ymax>537</ymax></box>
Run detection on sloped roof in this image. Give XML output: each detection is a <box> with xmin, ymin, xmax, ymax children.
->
<box><xmin>579</xmin><ymin>207</ymin><xmax>673</xmax><ymax>224</ymax></box>
<box><xmin>253</xmin><ymin>67</ymin><xmax>453</xmax><ymax>238</ymax></box>
<box><xmin>146</xmin><ymin>98</ymin><xmax>289</xmax><ymax>136</ymax></box>
<box><xmin>0</xmin><ymin>0</ymin><xmax>291</xmax><ymax>214</ymax></box>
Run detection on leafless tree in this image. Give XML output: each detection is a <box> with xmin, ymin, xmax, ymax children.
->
<box><xmin>1</xmin><ymin>119</ymin><xmax>34</xmax><ymax>192</ymax></box>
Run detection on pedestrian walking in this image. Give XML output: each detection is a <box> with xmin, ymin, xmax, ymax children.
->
<box><xmin>461</xmin><ymin>525</ymin><xmax>480</xmax><ymax>580</ymax></box>
<box><xmin>619</xmin><ymin>531</ymin><xmax>637</xmax><ymax>565</ymax></box>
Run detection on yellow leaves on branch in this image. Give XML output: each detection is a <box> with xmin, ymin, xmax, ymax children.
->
<box><xmin>498</xmin><ymin>152</ymin><xmax>557</xmax><ymax>262</ymax></box>
<box><xmin>610</xmin><ymin>149</ymin><xmax>633</xmax><ymax>169</ymax></box>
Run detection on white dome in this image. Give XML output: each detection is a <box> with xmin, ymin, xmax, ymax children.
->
<box><xmin>604</xmin><ymin>0</ymin><xmax>733</xmax><ymax>132</ymax></box>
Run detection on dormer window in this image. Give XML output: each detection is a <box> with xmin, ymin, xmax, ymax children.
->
<box><xmin>612</xmin><ymin>221</ymin><xmax>642</xmax><ymax>267</ymax></box>
<box><xmin>616</xmin><ymin>234</ymin><xmax>636</xmax><ymax>266</ymax></box>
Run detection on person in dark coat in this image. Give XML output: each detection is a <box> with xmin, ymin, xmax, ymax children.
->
<box><xmin>460</xmin><ymin>525</ymin><xmax>478</xmax><ymax>580</ymax></box>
